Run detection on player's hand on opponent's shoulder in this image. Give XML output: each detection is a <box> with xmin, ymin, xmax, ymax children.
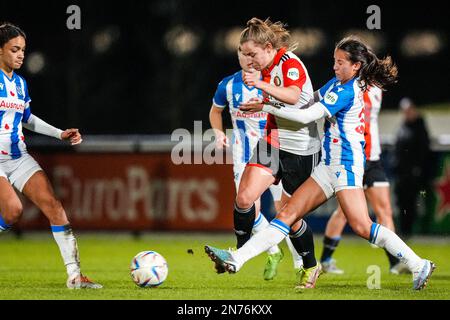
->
<box><xmin>61</xmin><ymin>128</ymin><xmax>83</xmax><ymax>145</ymax></box>
<box><xmin>240</xmin><ymin>97</ymin><xmax>264</xmax><ymax>113</ymax></box>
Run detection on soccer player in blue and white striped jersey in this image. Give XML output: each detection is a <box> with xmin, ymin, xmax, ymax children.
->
<box><xmin>0</xmin><ymin>23</ymin><xmax>101</xmax><ymax>289</ymax></box>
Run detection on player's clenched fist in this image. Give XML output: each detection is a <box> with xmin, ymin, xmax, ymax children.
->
<box><xmin>242</xmin><ymin>69</ymin><xmax>262</xmax><ymax>88</ymax></box>
<box><xmin>61</xmin><ymin>128</ymin><xmax>83</xmax><ymax>145</ymax></box>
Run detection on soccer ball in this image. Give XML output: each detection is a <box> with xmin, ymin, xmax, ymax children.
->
<box><xmin>130</xmin><ymin>251</ymin><xmax>169</xmax><ymax>288</ymax></box>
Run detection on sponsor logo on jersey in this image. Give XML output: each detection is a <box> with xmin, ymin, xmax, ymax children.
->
<box><xmin>0</xmin><ymin>83</ymin><xmax>4</xmax><ymax>90</ymax></box>
<box><xmin>287</xmin><ymin>68</ymin><xmax>300</xmax><ymax>81</ymax></box>
<box><xmin>234</xmin><ymin>93</ymin><xmax>241</xmax><ymax>101</ymax></box>
<box><xmin>233</xmin><ymin>110</ymin><xmax>267</xmax><ymax>119</ymax></box>
<box><xmin>0</xmin><ymin>99</ymin><xmax>25</xmax><ymax>111</ymax></box>
<box><xmin>269</xmin><ymin>100</ymin><xmax>285</xmax><ymax>109</ymax></box>
<box><xmin>325</xmin><ymin>92</ymin><xmax>338</xmax><ymax>105</ymax></box>
<box><xmin>274</xmin><ymin>76</ymin><xmax>281</xmax><ymax>87</ymax></box>
<box><xmin>337</xmin><ymin>87</ymin><xmax>344</xmax><ymax>92</ymax></box>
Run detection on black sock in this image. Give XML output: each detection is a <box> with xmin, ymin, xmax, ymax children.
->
<box><xmin>320</xmin><ymin>236</ymin><xmax>341</xmax><ymax>263</ymax></box>
<box><xmin>233</xmin><ymin>203</ymin><xmax>255</xmax><ymax>248</ymax></box>
<box><xmin>289</xmin><ymin>220</ymin><xmax>317</xmax><ymax>269</ymax></box>
<box><xmin>384</xmin><ymin>249</ymin><xmax>400</xmax><ymax>268</ymax></box>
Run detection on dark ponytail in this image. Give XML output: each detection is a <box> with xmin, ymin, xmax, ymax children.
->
<box><xmin>0</xmin><ymin>23</ymin><xmax>26</xmax><ymax>48</ymax></box>
<box><xmin>336</xmin><ymin>36</ymin><xmax>398</xmax><ymax>91</ymax></box>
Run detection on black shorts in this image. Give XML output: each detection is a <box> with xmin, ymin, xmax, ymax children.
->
<box><xmin>247</xmin><ymin>139</ymin><xmax>321</xmax><ymax>196</ymax></box>
<box><xmin>363</xmin><ymin>160</ymin><xmax>390</xmax><ymax>189</ymax></box>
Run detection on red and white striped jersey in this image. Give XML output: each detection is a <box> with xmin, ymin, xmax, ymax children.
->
<box><xmin>363</xmin><ymin>85</ymin><xmax>383</xmax><ymax>161</ymax></box>
<box><xmin>262</xmin><ymin>48</ymin><xmax>321</xmax><ymax>156</ymax></box>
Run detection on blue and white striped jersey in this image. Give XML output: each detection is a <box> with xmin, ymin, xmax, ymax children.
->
<box><xmin>213</xmin><ymin>70</ymin><xmax>267</xmax><ymax>164</ymax></box>
<box><xmin>0</xmin><ymin>70</ymin><xmax>31</xmax><ymax>159</ymax></box>
<box><xmin>317</xmin><ymin>76</ymin><xmax>366</xmax><ymax>168</ymax></box>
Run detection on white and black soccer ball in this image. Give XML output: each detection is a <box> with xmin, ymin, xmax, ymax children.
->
<box><xmin>130</xmin><ymin>251</ymin><xmax>168</xmax><ymax>288</ymax></box>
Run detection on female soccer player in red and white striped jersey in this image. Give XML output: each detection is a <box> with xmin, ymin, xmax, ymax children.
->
<box><xmin>212</xmin><ymin>17</ymin><xmax>322</xmax><ymax>287</ymax></box>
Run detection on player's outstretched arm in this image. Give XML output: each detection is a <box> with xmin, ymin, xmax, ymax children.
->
<box><xmin>23</xmin><ymin>114</ymin><xmax>82</xmax><ymax>145</ymax></box>
<box><xmin>240</xmin><ymin>101</ymin><xmax>326</xmax><ymax>125</ymax></box>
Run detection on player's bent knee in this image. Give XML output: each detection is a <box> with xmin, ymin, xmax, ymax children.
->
<box><xmin>3</xmin><ymin>201</ymin><xmax>24</xmax><ymax>224</ymax></box>
<box><xmin>235</xmin><ymin>192</ymin><xmax>256</xmax><ymax>210</ymax></box>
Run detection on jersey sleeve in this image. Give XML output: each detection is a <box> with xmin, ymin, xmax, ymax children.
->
<box><xmin>281</xmin><ymin>58</ymin><xmax>306</xmax><ymax>89</ymax></box>
<box><xmin>369</xmin><ymin>85</ymin><xmax>383</xmax><ymax>106</ymax></box>
<box><xmin>22</xmin><ymin>79</ymin><xmax>32</xmax><ymax>123</ymax></box>
<box><xmin>319</xmin><ymin>86</ymin><xmax>353</xmax><ymax>117</ymax></box>
<box><xmin>212</xmin><ymin>79</ymin><xmax>228</xmax><ymax>108</ymax></box>
<box><xmin>318</xmin><ymin>77</ymin><xmax>337</xmax><ymax>100</ymax></box>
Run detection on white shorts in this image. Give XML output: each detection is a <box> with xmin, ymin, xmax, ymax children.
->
<box><xmin>311</xmin><ymin>162</ymin><xmax>364</xmax><ymax>199</ymax></box>
<box><xmin>0</xmin><ymin>153</ymin><xmax>43</xmax><ymax>192</ymax></box>
<box><xmin>233</xmin><ymin>161</ymin><xmax>283</xmax><ymax>202</ymax></box>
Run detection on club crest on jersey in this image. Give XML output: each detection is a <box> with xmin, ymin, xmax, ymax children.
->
<box><xmin>325</xmin><ymin>92</ymin><xmax>338</xmax><ymax>105</ymax></box>
<box><xmin>274</xmin><ymin>76</ymin><xmax>281</xmax><ymax>87</ymax></box>
<box><xmin>287</xmin><ymin>68</ymin><xmax>300</xmax><ymax>81</ymax></box>
<box><xmin>16</xmin><ymin>84</ymin><xmax>23</xmax><ymax>95</ymax></box>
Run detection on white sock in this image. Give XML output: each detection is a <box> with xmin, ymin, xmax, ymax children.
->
<box><xmin>51</xmin><ymin>225</ymin><xmax>81</xmax><ymax>277</ymax></box>
<box><xmin>285</xmin><ymin>237</ymin><xmax>303</xmax><ymax>269</ymax></box>
<box><xmin>233</xmin><ymin>219</ymin><xmax>289</xmax><ymax>267</ymax></box>
<box><xmin>370</xmin><ymin>223</ymin><xmax>422</xmax><ymax>272</ymax></box>
<box><xmin>253</xmin><ymin>213</ymin><xmax>280</xmax><ymax>255</ymax></box>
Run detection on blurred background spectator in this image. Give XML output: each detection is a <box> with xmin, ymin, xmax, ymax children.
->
<box><xmin>394</xmin><ymin>98</ymin><xmax>431</xmax><ymax>235</ymax></box>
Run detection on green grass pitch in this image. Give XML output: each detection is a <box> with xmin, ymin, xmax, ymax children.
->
<box><xmin>0</xmin><ymin>232</ymin><xmax>449</xmax><ymax>300</ymax></box>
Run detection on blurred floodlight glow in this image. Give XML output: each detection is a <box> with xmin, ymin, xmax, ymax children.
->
<box><xmin>341</xmin><ymin>29</ymin><xmax>385</xmax><ymax>53</ymax></box>
<box><xmin>165</xmin><ymin>26</ymin><xmax>200</xmax><ymax>56</ymax></box>
<box><xmin>223</xmin><ymin>27</ymin><xmax>242</xmax><ymax>53</ymax></box>
<box><xmin>93</xmin><ymin>26</ymin><xmax>120</xmax><ymax>54</ymax></box>
<box><xmin>291</xmin><ymin>28</ymin><xmax>325</xmax><ymax>56</ymax></box>
<box><xmin>25</xmin><ymin>52</ymin><xmax>45</xmax><ymax>74</ymax></box>
<box><xmin>401</xmin><ymin>31</ymin><xmax>443</xmax><ymax>57</ymax></box>
<box><xmin>213</xmin><ymin>27</ymin><xmax>242</xmax><ymax>55</ymax></box>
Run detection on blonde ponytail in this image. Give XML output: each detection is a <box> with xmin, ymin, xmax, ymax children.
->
<box><xmin>240</xmin><ymin>17</ymin><xmax>296</xmax><ymax>51</ymax></box>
